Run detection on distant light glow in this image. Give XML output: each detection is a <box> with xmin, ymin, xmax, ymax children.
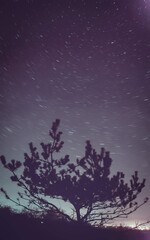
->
<box><xmin>123</xmin><ymin>220</ymin><xmax>150</xmax><ymax>230</ymax></box>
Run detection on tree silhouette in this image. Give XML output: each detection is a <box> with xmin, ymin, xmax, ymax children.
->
<box><xmin>0</xmin><ymin>119</ymin><xmax>148</xmax><ymax>226</ymax></box>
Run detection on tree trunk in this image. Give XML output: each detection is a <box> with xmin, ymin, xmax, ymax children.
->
<box><xmin>76</xmin><ymin>207</ymin><xmax>81</xmax><ymax>223</ymax></box>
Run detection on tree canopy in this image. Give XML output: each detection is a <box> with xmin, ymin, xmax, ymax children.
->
<box><xmin>0</xmin><ymin>119</ymin><xmax>148</xmax><ymax>226</ymax></box>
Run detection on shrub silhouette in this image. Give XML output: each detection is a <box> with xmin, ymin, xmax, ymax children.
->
<box><xmin>0</xmin><ymin>119</ymin><xmax>148</xmax><ymax>226</ymax></box>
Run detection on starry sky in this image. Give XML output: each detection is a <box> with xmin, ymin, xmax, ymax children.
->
<box><xmin>0</xmin><ymin>0</ymin><xmax>150</xmax><ymax>226</ymax></box>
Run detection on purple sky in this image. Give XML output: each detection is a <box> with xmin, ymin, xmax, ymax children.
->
<box><xmin>0</xmin><ymin>0</ymin><xmax>150</xmax><ymax>226</ymax></box>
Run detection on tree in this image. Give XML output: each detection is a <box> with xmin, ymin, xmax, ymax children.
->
<box><xmin>0</xmin><ymin>119</ymin><xmax>148</xmax><ymax>226</ymax></box>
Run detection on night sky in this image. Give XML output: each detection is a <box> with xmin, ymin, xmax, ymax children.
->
<box><xmin>0</xmin><ymin>0</ymin><xmax>150</xmax><ymax>227</ymax></box>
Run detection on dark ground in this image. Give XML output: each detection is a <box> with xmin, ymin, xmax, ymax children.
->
<box><xmin>0</xmin><ymin>207</ymin><xmax>149</xmax><ymax>240</ymax></box>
